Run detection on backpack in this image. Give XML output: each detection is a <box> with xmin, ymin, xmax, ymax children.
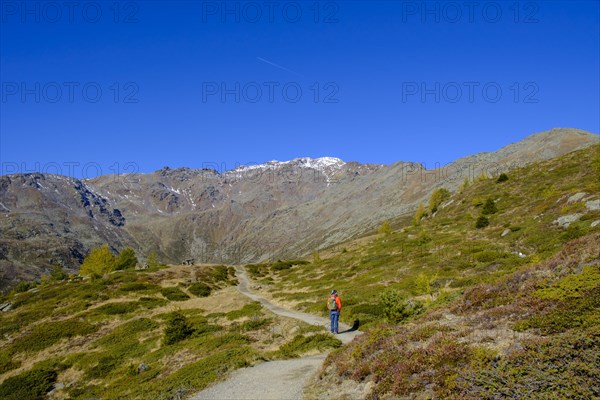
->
<box><xmin>328</xmin><ymin>296</ymin><xmax>338</xmax><ymax>311</ymax></box>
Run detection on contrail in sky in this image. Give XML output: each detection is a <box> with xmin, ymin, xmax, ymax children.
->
<box><xmin>256</xmin><ymin>57</ymin><xmax>303</xmax><ymax>77</ymax></box>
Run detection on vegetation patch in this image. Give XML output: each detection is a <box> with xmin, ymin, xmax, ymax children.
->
<box><xmin>188</xmin><ymin>282</ymin><xmax>212</xmax><ymax>297</ymax></box>
<box><xmin>226</xmin><ymin>302</ymin><xmax>263</xmax><ymax>320</ymax></box>
<box><xmin>275</xmin><ymin>333</ymin><xmax>342</xmax><ymax>358</ymax></box>
<box><xmin>9</xmin><ymin>319</ymin><xmax>97</xmax><ymax>354</ymax></box>
<box><xmin>160</xmin><ymin>287</ymin><xmax>190</xmax><ymax>301</ymax></box>
<box><xmin>0</xmin><ymin>367</ymin><xmax>57</xmax><ymax>400</ymax></box>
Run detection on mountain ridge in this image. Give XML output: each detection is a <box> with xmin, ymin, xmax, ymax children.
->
<box><xmin>0</xmin><ymin>127</ymin><xmax>597</xmax><ymax>292</ymax></box>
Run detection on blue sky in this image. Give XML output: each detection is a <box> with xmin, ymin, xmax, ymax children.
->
<box><xmin>1</xmin><ymin>0</ymin><xmax>598</xmax><ymax>178</ymax></box>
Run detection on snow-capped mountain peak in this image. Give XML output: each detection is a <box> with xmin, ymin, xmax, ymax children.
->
<box><xmin>228</xmin><ymin>157</ymin><xmax>346</xmax><ymax>174</ymax></box>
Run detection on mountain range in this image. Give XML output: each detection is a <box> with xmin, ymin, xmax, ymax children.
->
<box><xmin>0</xmin><ymin>128</ymin><xmax>597</xmax><ymax>292</ymax></box>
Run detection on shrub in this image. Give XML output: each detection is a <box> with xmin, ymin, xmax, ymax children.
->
<box><xmin>50</xmin><ymin>264</ymin><xmax>68</xmax><ymax>281</ymax></box>
<box><xmin>226</xmin><ymin>302</ymin><xmax>263</xmax><ymax>320</ymax></box>
<box><xmin>482</xmin><ymin>198</ymin><xmax>498</xmax><ymax>215</ymax></box>
<box><xmin>85</xmin><ymin>355</ymin><xmax>120</xmax><ymax>379</ymax></box>
<box><xmin>119</xmin><ymin>282</ymin><xmax>157</xmax><ymax>292</ymax></box>
<box><xmin>211</xmin><ymin>265</ymin><xmax>230</xmax><ymax>282</ymax></box>
<box><xmin>379</xmin><ymin>289</ymin><xmax>423</xmax><ymax>323</ymax></box>
<box><xmin>475</xmin><ymin>216</ymin><xmax>489</xmax><ymax>229</ymax></box>
<box><xmin>276</xmin><ymin>334</ymin><xmax>342</xmax><ymax>358</ymax></box>
<box><xmin>240</xmin><ymin>318</ymin><xmax>271</xmax><ymax>332</ymax></box>
<box><xmin>14</xmin><ymin>281</ymin><xmax>36</xmax><ymax>293</ymax></box>
<box><xmin>0</xmin><ymin>367</ymin><xmax>57</xmax><ymax>400</ymax></box>
<box><xmin>161</xmin><ymin>287</ymin><xmax>190</xmax><ymax>301</ymax></box>
<box><xmin>188</xmin><ymin>282</ymin><xmax>212</xmax><ymax>297</ymax></box>
<box><xmin>164</xmin><ymin>312</ymin><xmax>194</xmax><ymax>345</ymax></box>
<box><xmin>0</xmin><ymin>352</ymin><xmax>20</xmax><ymax>374</ymax></box>
<box><xmin>138</xmin><ymin>297</ymin><xmax>168</xmax><ymax>309</ymax></box>
<box><xmin>94</xmin><ymin>302</ymin><xmax>140</xmax><ymax>315</ymax></box>
<box><xmin>115</xmin><ymin>247</ymin><xmax>138</xmax><ymax>270</ymax></box>
<box><xmin>9</xmin><ymin>320</ymin><xmax>97</xmax><ymax>354</ymax></box>
<box><xmin>496</xmin><ymin>173</ymin><xmax>509</xmax><ymax>183</ymax></box>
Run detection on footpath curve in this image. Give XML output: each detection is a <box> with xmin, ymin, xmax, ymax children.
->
<box><xmin>191</xmin><ymin>266</ymin><xmax>361</xmax><ymax>400</ymax></box>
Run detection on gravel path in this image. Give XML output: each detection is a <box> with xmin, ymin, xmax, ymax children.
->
<box><xmin>191</xmin><ymin>266</ymin><xmax>361</xmax><ymax>399</ymax></box>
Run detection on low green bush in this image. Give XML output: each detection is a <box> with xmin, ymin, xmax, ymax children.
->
<box><xmin>240</xmin><ymin>318</ymin><xmax>271</xmax><ymax>332</ymax></box>
<box><xmin>94</xmin><ymin>302</ymin><xmax>140</xmax><ymax>315</ymax></box>
<box><xmin>164</xmin><ymin>312</ymin><xmax>194</xmax><ymax>345</ymax></box>
<box><xmin>14</xmin><ymin>281</ymin><xmax>36</xmax><ymax>293</ymax></box>
<box><xmin>0</xmin><ymin>367</ymin><xmax>57</xmax><ymax>399</ymax></box>
<box><xmin>0</xmin><ymin>351</ymin><xmax>20</xmax><ymax>374</ymax></box>
<box><xmin>276</xmin><ymin>334</ymin><xmax>342</xmax><ymax>358</ymax></box>
<box><xmin>188</xmin><ymin>282</ymin><xmax>212</xmax><ymax>297</ymax></box>
<box><xmin>119</xmin><ymin>282</ymin><xmax>159</xmax><ymax>292</ymax></box>
<box><xmin>161</xmin><ymin>287</ymin><xmax>190</xmax><ymax>301</ymax></box>
<box><xmin>379</xmin><ymin>289</ymin><xmax>423</xmax><ymax>323</ymax></box>
<box><xmin>138</xmin><ymin>297</ymin><xmax>168</xmax><ymax>309</ymax></box>
<box><xmin>475</xmin><ymin>216</ymin><xmax>489</xmax><ymax>228</ymax></box>
<box><xmin>226</xmin><ymin>302</ymin><xmax>263</xmax><ymax>320</ymax></box>
<box><xmin>9</xmin><ymin>319</ymin><xmax>97</xmax><ymax>354</ymax></box>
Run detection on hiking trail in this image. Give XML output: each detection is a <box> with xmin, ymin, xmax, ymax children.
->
<box><xmin>191</xmin><ymin>266</ymin><xmax>361</xmax><ymax>400</ymax></box>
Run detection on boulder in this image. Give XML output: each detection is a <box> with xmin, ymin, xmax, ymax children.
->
<box><xmin>567</xmin><ymin>192</ymin><xmax>586</xmax><ymax>203</ymax></box>
<box><xmin>553</xmin><ymin>213</ymin><xmax>583</xmax><ymax>228</ymax></box>
<box><xmin>585</xmin><ymin>200</ymin><xmax>600</xmax><ymax>211</ymax></box>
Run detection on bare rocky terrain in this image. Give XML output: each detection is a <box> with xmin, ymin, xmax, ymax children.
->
<box><xmin>0</xmin><ymin>128</ymin><xmax>597</xmax><ymax>292</ymax></box>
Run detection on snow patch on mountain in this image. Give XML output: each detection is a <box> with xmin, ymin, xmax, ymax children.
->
<box><xmin>228</xmin><ymin>157</ymin><xmax>346</xmax><ymax>175</ymax></box>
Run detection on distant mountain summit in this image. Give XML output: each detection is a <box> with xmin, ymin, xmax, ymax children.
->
<box><xmin>0</xmin><ymin>128</ymin><xmax>597</xmax><ymax>291</ymax></box>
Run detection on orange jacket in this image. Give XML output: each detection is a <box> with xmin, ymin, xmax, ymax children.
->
<box><xmin>327</xmin><ymin>295</ymin><xmax>342</xmax><ymax>312</ymax></box>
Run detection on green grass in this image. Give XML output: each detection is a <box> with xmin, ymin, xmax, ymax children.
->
<box><xmin>273</xmin><ymin>333</ymin><xmax>342</xmax><ymax>358</ymax></box>
<box><xmin>249</xmin><ymin>145</ymin><xmax>600</xmax><ymax>331</ymax></box>
<box><xmin>0</xmin><ymin>366</ymin><xmax>58</xmax><ymax>399</ymax></box>
<box><xmin>160</xmin><ymin>287</ymin><xmax>190</xmax><ymax>301</ymax></box>
<box><xmin>7</xmin><ymin>319</ymin><xmax>97</xmax><ymax>355</ymax></box>
<box><xmin>188</xmin><ymin>282</ymin><xmax>212</xmax><ymax>297</ymax></box>
<box><xmin>226</xmin><ymin>302</ymin><xmax>263</xmax><ymax>320</ymax></box>
<box><xmin>0</xmin><ymin>265</ymin><xmax>281</xmax><ymax>399</ymax></box>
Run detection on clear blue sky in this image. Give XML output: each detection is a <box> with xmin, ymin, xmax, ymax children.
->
<box><xmin>1</xmin><ymin>0</ymin><xmax>598</xmax><ymax>178</ymax></box>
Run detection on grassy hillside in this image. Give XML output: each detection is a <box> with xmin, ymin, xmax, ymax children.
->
<box><xmin>245</xmin><ymin>144</ymin><xmax>600</xmax><ymax>398</ymax></box>
<box><xmin>0</xmin><ymin>265</ymin><xmax>340</xmax><ymax>399</ymax></box>
<box><xmin>247</xmin><ymin>144</ymin><xmax>599</xmax><ymax>324</ymax></box>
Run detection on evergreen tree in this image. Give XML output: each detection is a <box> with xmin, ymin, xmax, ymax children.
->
<box><xmin>428</xmin><ymin>188</ymin><xmax>450</xmax><ymax>214</ymax></box>
<box><xmin>115</xmin><ymin>248</ymin><xmax>138</xmax><ymax>270</ymax></box>
<box><xmin>379</xmin><ymin>220</ymin><xmax>392</xmax><ymax>235</ymax></box>
<box><xmin>413</xmin><ymin>203</ymin><xmax>427</xmax><ymax>226</ymax></box>
<box><xmin>147</xmin><ymin>251</ymin><xmax>159</xmax><ymax>269</ymax></box>
<box><xmin>50</xmin><ymin>264</ymin><xmax>67</xmax><ymax>281</ymax></box>
<box><xmin>80</xmin><ymin>245</ymin><xmax>116</xmax><ymax>279</ymax></box>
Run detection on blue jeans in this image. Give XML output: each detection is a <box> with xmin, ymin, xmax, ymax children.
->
<box><xmin>330</xmin><ymin>311</ymin><xmax>339</xmax><ymax>333</ymax></box>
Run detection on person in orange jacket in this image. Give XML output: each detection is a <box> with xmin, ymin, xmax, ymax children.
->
<box><xmin>327</xmin><ymin>289</ymin><xmax>342</xmax><ymax>334</ymax></box>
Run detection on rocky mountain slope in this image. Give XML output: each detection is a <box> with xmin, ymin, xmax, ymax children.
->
<box><xmin>0</xmin><ymin>128</ymin><xmax>597</xmax><ymax>291</ymax></box>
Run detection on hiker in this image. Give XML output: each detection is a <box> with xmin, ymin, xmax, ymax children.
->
<box><xmin>327</xmin><ymin>289</ymin><xmax>342</xmax><ymax>334</ymax></box>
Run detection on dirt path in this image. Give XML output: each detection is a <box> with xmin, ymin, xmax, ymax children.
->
<box><xmin>191</xmin><ymin>266</ymin><xmax>361</xmax><ymax>399</ymax></box>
